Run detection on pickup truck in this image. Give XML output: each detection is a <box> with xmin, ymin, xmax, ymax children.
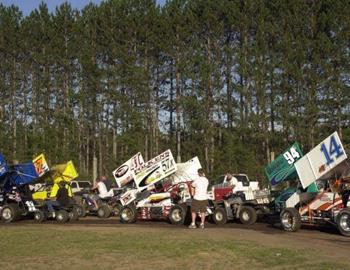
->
<box><xmin>70</xmin><ymin>181</ymin><xmax>92</xmax><ymax>194</ymax></box>
<box><xmin>218</xmin><ymin>173</ymin><xmax>259</xmax><ymax>192</ymax></box>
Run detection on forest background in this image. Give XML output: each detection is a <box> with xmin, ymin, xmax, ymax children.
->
<box><xmin>0</xmin><ymin>0</ymin><xmax>349</xmax><ymax>184</ymax></box>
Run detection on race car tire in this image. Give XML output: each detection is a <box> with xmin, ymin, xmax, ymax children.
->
<box><xmin>56</xmin><ymin>210</ymin><xmax>69</xmax><ymax>223</ymax></box>
<box><xmin>169</xmin><ymin>205</ymin><xmax>186</xmax><ymax>225</ymax></box>
<box><xmin>33</xmin><ymin>210</ymin><xmax>46</xmax><ymax>223</ymax></box>
<box><xmin>280</xmin><ymin>208</ymin><xmax>301</xmax><ymax>232</ymax></box>
<box><xmin>120</xmin><ymin>205</ymin><xmax>137</xmax><ymax>224</ymax></box>
<box><xmin>1</xmin><ymin>204</ymin><xmax>20</xmax><ymax>223</ymax></box>
<box><xmin>69</xmin><ymin>208</ymin><xmax>79</xmax><ymax>221</ymax></box>
<box><xmin>337</xmin><ymin>208</ymin><xmax>350</xmax><ymax>237</ymax></box>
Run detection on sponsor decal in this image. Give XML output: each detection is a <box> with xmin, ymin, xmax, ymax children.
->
<box><xmin>133</xmin><ymin>149</ymin><xmax>177</xmax><ymax>191</ymax></box>
<box><xmin>113</xmin><ymin>153</ymin><xmax>144</xmax><ymax>187</ymax></box>
<box><xmin>33</xmin><ymin>154</ymin><xmax>49</xmax><ymax>177</ymax></box>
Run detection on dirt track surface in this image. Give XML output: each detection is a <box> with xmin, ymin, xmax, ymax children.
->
<box><xmin>2</xmin><ymin>217</ymin><xmax>350</xmax><ymax>262</ymax></box>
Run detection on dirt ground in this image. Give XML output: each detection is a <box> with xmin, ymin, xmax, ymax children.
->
<box><xmin>4</xmin><ymin>217</ymin><xmax>350</xmax><ymax>263</ymax></box>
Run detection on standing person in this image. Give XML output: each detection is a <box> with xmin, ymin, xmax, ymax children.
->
<box><xmin>189</xmin><ymin>168</ymin><xmax>209</xmax><ymax>229</ymax></box>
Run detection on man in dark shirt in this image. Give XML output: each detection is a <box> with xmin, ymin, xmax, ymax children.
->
<box><xmin>46</xmin><ymin>181</ymin><xmax>71</xmax><ymax>216</ymax></box>
<box><xmin>56</xmin><ymin>183</ymin><xmax>70</xmax><ymax>207</ymax></box>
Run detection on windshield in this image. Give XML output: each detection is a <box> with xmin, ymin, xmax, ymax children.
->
<box><xmin>234</xmin><ymin>175</ymin><xmax>250</xmax><ymax>186</ymax></box>
<box><xmin>218</xmin><ymin>175</ymin><xmax>226</xmax><ymax>183</ymax></box>
<box><xmin>78</xmin><ymin>182</ymin><xmax>91</xmax><ymax>188</ymax></box>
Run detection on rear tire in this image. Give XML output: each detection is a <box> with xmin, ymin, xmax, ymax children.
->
<box><xmin>239</xmin><ymin>206</ymin><xmax>257</xmax><ymax>225</ymax></box>
<box><xmin>280</xmin><ymin>208</ymin><xmax>301</xmax><ymax>232</ymax></box>
<box><xmin>1</xmin><ymin>204</ymin><xmax>20</xmax><ymax>223</ymax></box>
<box><xmin>169</xmin><ymin>205</ymin><xmax>186</xmax><ymax>225</ymax></box>
<box><xmin>97</xmin><ymin>205</ymin><xmax>111</xmax><ymax>218</ymax></box>
<box><xmin>212</xmin><ymin>207</ymin><xmax>227</xmax><ymax>225</ymax></box>
<box><xmin>68</xmin><ymin>208</ymin><xmax>79</xmax><ymax>221</ymax></box>
<box><xmin>56</xmin><ymin>210</ymin><xmax>69</xmax><ymax>223</ymax></box>
<box><xmin>74</xmin><ymin>205</ymin><xmax>85</xmax><ymax>218</ymax></box>
<box><xmin>337</xmin><ymin>208</ymin><xmax>350</xmax><ymax>237</ymax></box>
<box><xmin>120</xmin><ymin>205</ymin><xmax>137</xmax><ymax>223</ymax></box>
<box><xmin>112</xmin><ymin>203</ymin><xmax>122</xmax><ymax>217</ymax></box>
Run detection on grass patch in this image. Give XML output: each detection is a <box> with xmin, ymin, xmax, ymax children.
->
<box><xmin>0</xmin><ymin>225</ymin><xmax>347</xmax><ymax>270</ymax></box>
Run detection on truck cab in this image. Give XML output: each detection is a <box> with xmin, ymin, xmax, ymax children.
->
<box><xmin>221</xmin><ymin>174</ymin><xmax>259</xmax><ymax>192</ymax></box>
<box><xmin>70</xmin><ymin>181</ymin><xmax>92</xmax><ymax>194</ymax></box>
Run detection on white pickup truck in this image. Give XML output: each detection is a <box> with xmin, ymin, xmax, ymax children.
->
<box><xmin>70</xmin><ymin>181</ymin><xmax>92</xmax><ymax>194</ymax></box>
<box><xmin>220</xmin><ymin>173</ymin><xmax>259</xmax><ymax>192</ymax></box>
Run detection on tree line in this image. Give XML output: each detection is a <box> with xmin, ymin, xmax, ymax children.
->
<box><xmin>0</xmin><ymin>0</ymin><xmax>349</xmax><ymax>184</ymax></box>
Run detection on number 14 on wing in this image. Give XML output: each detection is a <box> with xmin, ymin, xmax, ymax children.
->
<box><xmin>320</xmin><ymin>133</ymin><xmax>345</xmax><ymax>166</ymax></box>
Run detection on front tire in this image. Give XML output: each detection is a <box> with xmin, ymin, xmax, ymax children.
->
<box><xmin>239</xmin><ymin>206</ymin><xmax>257</xmax><ymax>225</ymax></box>
<box><xmin>337</xmin><ymin>208</ymin><xmax>350</xmax><ymax>237</ymax></box>
<box><xmin>120</xmin><ymin>205</ymin><xmax>137</xmax><ymax>223</ymax></box>
<box><xmin>280</xmin><ymin>208</ymin><xmax>301</xmax><ymax>232</ymax></box>
<box><xmin>169</xmin><ymin>205</ymin><xmax>186</xmax><ymax>225</ymax></box>
<box><xmin>56</xmin><ymin>210</ymin><xmax>69</xmax><ymax>223</ymax></box>
<box><xmin>97</xmin><ymin>205</ymin><xmax>111</xmax><ymax>218</ymax></box>
<box><xmin>1</xmin><ymin>204</ymin><xmax>20</xmax><ymax>223</ymax></box>
<box><xmin>212</xmin><ymin>207</ymin><xmax>227</xmax><ymax>225</ymax></box>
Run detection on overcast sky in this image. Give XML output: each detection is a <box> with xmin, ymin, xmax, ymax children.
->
<box><xmin>0</xmin><ymin>0</ymin><xmax>166</xmax><ymax>16</ymax></box>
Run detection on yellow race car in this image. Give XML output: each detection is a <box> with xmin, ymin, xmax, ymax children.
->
<box><xmin>32</xmin><ymin>161</ymin><xmax>78</xmax><ymax>201</ymax></box>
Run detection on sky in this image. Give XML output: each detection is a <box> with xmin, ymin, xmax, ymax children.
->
<box><xmin>0</xmin><ymin>0</ymin><xmax>166</xmax><ymax>16</ymax></box>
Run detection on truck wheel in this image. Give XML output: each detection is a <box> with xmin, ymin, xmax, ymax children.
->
<box><xmin>169</xmin><ymin>205</ymin><xmax>186</xmax><ymax>225</ymax></box>
<box><xmin>1</xmin><ymin>204</ymin><xmax>20</xmax><ymax>223</ymax></box>
<box><xmin>33</xmin><ymin>210</ymin><xmax>46</xmax><ymax>223</ymax></box>
<box><xmin>337</xmin><ymin>208</ymin><xmax>350</xmax><ymax>237</ymax></box>
<box><xmin>239</xmin><ymin>206</ymin><xmax>257</xmax><ymax>225</ymax></box>
<box><xmin>280</xmin><ymin>208</ymin><xmax>301</xmax><ymax>232</ymax></box>
<box><xmin>212</xmin><ymin>207</ymin><xmax>227</xmax><ymax>225</ymax></box>
<box><xmin>97</xmin><ymin>205</ymin><xmax>111</xmax><ymax>218</ymax></box>
<box><xmin>120</xmin><ymin>205</ymin><xmax>137</xmax><ymax>223</ymax></box>
<box><xmin>56</xmin><ymin>210</ymin><xmax>69</xmax><ymax>223</ymax></box>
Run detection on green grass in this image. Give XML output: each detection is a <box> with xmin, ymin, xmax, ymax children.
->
<box><xmin>0</xmin><ymin>225</ymin><xmax>347</xmax><ymax>270</ymax></box>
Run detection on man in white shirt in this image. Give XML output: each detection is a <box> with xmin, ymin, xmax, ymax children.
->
<box><xmin>94</xmin><ymin>178</ymin><xmax>114</xmax><ymax>198</ymax></box>
<box><xmin>189</xmin><ymin>168</ymin><xmax>209</xmax><ymax>229</ymax></box>
<box><xmin>85</xmin><ymin>177</ymin><xmax>114</xmax><ymax>210</ymax></box>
